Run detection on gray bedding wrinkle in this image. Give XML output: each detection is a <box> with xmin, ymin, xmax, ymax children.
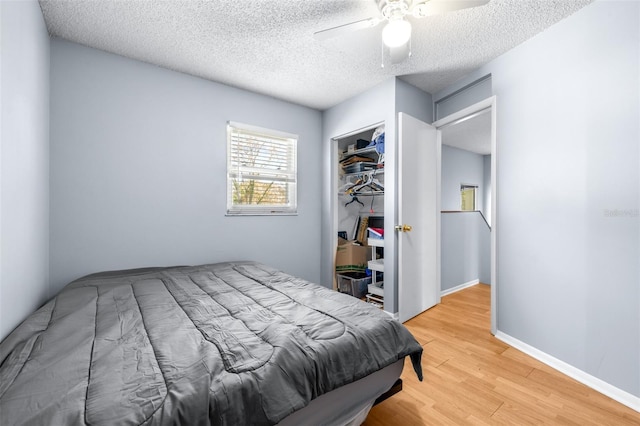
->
<box><xmin>0</xmin><ymin>261</ymin><xmax>423</xmax><ymax>425</ymax></box>
<box><xmin>162</xmin><ymin>272</ymin><xmax>276</xmax><ymax>373</ymax></box>
<box><xmin>86</xmin><ymin>283</ymin><xmax>168</xmax><ymax>425</ymax></box>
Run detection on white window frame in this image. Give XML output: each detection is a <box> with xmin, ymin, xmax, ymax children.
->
<box><xmin>226</xmin><ymin>121</ymin><xmax>298</xmax><ymax>216</ymax></box>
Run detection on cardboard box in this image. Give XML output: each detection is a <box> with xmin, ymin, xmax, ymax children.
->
<box><xmin>336</xmin><ymin>238</ymin><xmax>370</xmax><ymax>273</ymax></box>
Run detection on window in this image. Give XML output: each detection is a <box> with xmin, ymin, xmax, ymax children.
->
<box><xmin>227</xmin><ymin>122</ymin><xmax>297</xmax><ymax>215</ymax></box>
<box><xmin>460</xmin><ymin>185</ymin><xmax>477</xmax><ymax>211</ymax></box>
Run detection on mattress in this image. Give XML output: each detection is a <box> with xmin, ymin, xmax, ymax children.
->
<box><xmin>0</xmin><ymin>261</ymin><xmax>422</xmax><ymax>425</ymax></box>
<box><xmin>277</xmin><ymin>359</ymin><xmax>405</xmax><ymax>426</ymax></box>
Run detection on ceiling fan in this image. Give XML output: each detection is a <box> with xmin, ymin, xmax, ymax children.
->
<box><xmin>314</xmin><ymin>0</ymin><xmax>491</xmax><ymax>65</ymax></box>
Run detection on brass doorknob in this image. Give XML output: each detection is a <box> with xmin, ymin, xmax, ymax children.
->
<box><xmin>394</xmin><ymin>224</ymin><xmax>413</xmax><ymax>232</ymax></box>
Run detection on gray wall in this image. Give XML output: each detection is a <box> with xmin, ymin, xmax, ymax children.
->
<box><xmin>50</xmin><ymin>39</ymin><xmax>323</xmax><ymax>294</ymax></box>
<box><xmin>0</xmin><ymin>0</ymin><xmax>51</xmax><ymax>340</ymax></box>
<box><xmin>435</xmin><ymin>0</ymin><xmax>640</xmax><ymax>398</ymax></box>
<box><xmin>441</xmin><ymin>145</ymin><xmax>486</xmax><ymax>213</ymax></box>
<box><xmin>395</xmin><ymin>79</ymin><xmax>433</xmax><ymax>125</ymax></box>
<box><xmin>441</xmin><ymin>212</ymin><xmax>490</xmax><ymax>290</ymax></box>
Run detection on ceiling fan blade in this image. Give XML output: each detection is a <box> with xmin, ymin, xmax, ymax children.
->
<box><xmin>314</xmin><ymin>17</ymin><xmax>382</xmax><ymax>41</ymax></box>
<box><xmin>412</xmin><ymin>0</ymin><xmax>490</xmax><ymax>18</ymax></box>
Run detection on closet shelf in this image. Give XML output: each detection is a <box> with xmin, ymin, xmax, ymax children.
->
<box><xmin>368</xmin><ymin>259</ymin><xmax>384</xmax><ymax>272</ymax></box>
<box><xmin>340</xmin><ymin>146</ymin><xmax>378</xmax><ymax>159</ymax></box>
<box><xmin>341</xmin><ymin>169</ymin><xmax>384</xmax><ymax>179</ymax></box>
<box><xmin>367</xmin><ymin>238</ymin><xmax>384</xmax><ymax>247</ymax></box>
<box><xmin>367</xmin><ymin>283</ymin><xmax>384</xmax><ymax>297</ymax></box>
<box><xmin>338</xmin><ymin>192</ymin><xmax>383</xmax><ymax>197</ymax></box>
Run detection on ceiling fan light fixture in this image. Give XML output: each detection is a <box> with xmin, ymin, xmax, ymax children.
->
<box><xmin>382</xmin><ymin>18</ymin><xmax>412</xmax><ymax>48</ymax></box>
<box><xmin>412</xmin><ymin>3</ymin><xmax>429</xmax><ymax>18</ymax></box>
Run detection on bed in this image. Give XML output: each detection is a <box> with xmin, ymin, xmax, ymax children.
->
<box><xmin>0</xmin><ymin>261</ymin><xmax>422</xmax><ymax>425</ymax></box>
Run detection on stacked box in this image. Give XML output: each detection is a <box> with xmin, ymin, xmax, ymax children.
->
<box><xmin>335</xmin><ymin>238</ymin><xmax>369</xmax><ymax>273</ymax></box>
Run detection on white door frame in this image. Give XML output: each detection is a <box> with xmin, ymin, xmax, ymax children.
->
<box><xmin>433</xmin><ymin>96</ymin><xmax>497</xmax><ymax>334</ymax></box>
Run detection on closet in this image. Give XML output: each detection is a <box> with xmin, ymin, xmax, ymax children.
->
<box><xmin>328</xmin><ymin>113</ymin><xmax>440</xmax><ymax>322</ymax></box>
<box><xmin>334</xmin><ymin>124</ymin><xmax>385</xmax><ymax>308</ymax></box>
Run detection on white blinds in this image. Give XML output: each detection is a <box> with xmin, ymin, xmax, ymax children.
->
<box><xmin>227</xmin><ymin>122</ymin><xmax>298</xmax><ymax>215</ymax></box>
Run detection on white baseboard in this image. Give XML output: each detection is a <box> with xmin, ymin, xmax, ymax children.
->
<box><xmin>495</xmin><ymin>331</ymin><xmax>640</xmax><ymax>414</ymax></box>
<box><xmin>440</xmin><ymin>279</ymin><xmax>480</xmax><ymax>297</ymax></box>
<box><xmin>384</xmin><ymin>310</ymin><xmax>399</xmax><ymax>321</ymax></box>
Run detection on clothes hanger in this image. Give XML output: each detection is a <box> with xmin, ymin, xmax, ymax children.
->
<box><xmin>339</xmin><ymin>176</ymin><xmax>363</xmax><ymax>193</ymax></box>
<box><xmin>368</xmin><ymin>171</ymin><xmax>384</xmax><ymax>190</ymax></box>
<box><xmin>345</xmin><ymin>195</ymin><xmax>364</xmax><ymax>207</ymax></box>
<box><xmin>352</xmin><ymin>173</ymin><xmax>384</xmax><ymax>193</ymax></box>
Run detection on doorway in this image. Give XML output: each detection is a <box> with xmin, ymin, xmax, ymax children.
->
<box><xmin>433</xmin><ymin>96</ymin><xmax>497</xmax><ymax>334</ymax></box>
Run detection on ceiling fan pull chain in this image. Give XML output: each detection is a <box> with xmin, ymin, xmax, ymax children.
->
<box><xmin>381</xmin><ymin>41</ymin><xmax>385</xmax><ymax>68</ymax></box>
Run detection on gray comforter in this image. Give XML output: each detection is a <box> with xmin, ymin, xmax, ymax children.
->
<box><xmin>0</xmin><ymin>261</ymin><xmax>422</xmax><ymax>425</ymax></box>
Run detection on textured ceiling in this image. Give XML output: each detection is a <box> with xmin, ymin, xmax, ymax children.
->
<box><xmin>441</xmin><ymin>109</ymin><xmax>491</xmax><ymax>155</ymax></box>
<box><xmin>39</xmin><ymin>0</ymin><xmax>594</xmax><ymax>110</ymax></box>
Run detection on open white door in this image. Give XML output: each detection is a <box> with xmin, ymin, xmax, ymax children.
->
<box><xmin>398</xmin><ymin>113</ymin><xmax>439</xmax><ymax>323</ymax></box>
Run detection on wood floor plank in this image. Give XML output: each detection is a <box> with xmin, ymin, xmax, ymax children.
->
<box><xmin>363</xmin><ymin>284</ymin><xmax>640</xmax><ymax>425</ymax></box>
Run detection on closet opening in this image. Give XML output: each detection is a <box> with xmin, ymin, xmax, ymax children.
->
<box><xmin>331</xmin><ymin>122</ymin><xmax>387</xmax><ymax>310</ymax></box>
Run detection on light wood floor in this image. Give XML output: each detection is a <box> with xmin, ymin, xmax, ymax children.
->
<box><xmin>363</xmin><ymin>284</ymin><xmax>640</xmax><ymax>425</ymax></box>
